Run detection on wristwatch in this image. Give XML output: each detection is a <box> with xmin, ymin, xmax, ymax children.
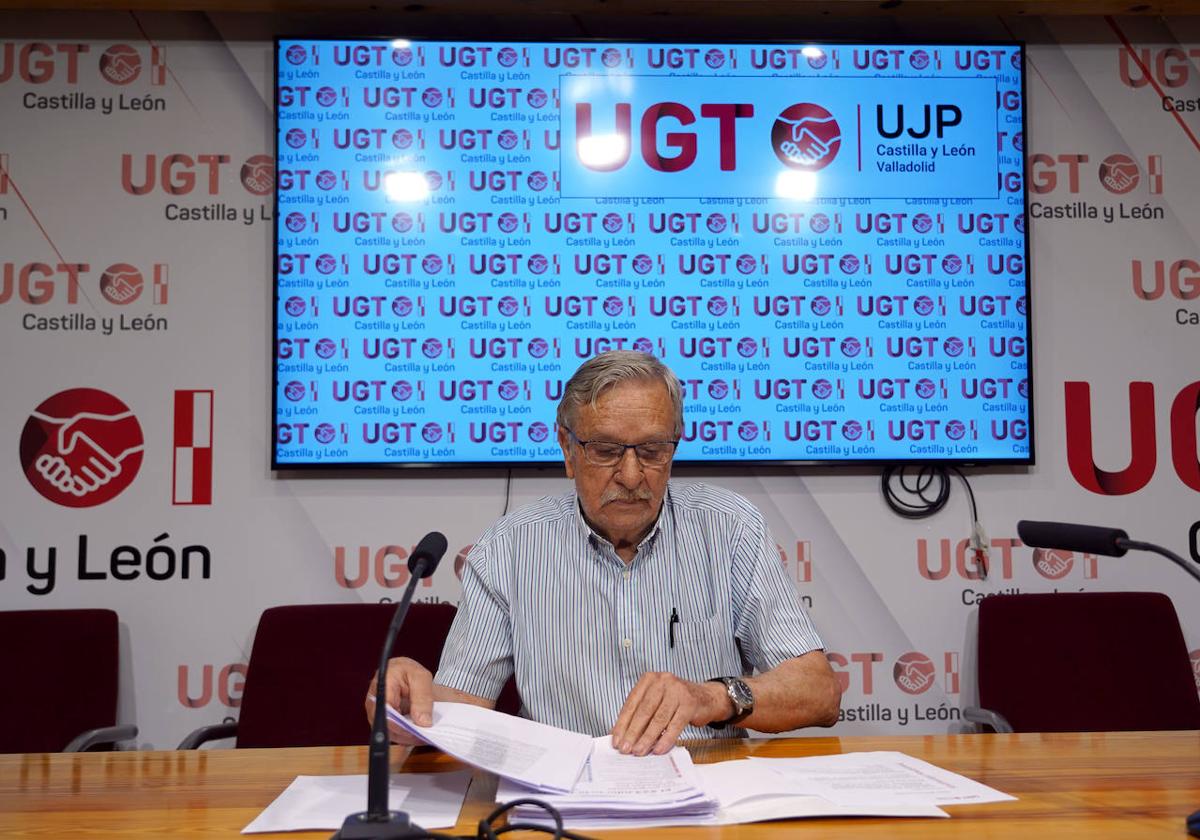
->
<box><xmin>707</xmin><ymin>676</ymin><xmax>754</xmax><ymax>729</ymax></box>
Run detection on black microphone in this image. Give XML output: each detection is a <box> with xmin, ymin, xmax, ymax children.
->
<box><xmin>1016</xmin><ymin>520</ymin><xmax>1128</xmax><ymax>557</ymax></box>
<box><xmin>1017</xmin><ymin>520</ymin><xmax>1200</xmax><ymax>583</ymax></box>
<box><xmin>334</xmin><ymin>531</ymin><xmax>447</xmax><ymax>840</ymax></box>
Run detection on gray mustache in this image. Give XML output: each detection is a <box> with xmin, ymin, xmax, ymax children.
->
<box><xmin>601</xmin><ymin>488</ymin><xmax>653</xmax><ymax>504</ymax></box>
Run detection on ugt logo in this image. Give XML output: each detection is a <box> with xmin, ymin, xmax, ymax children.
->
<box><xmin>573</xmin><ymin>100</ymin><xmax>754</xmax><ymax>173</ymax></box>
<box><xmin>18</xmin><ymin>387</ymin><xmax>213</xmax><ymax>508</ymax></box>
<box><xmin>772</xmin><ymin>103</ymin><xmax>841</xmax><ymax>170</ymax></box>
<box><xmin>19</xmin><ymin>388</ymin><xmax>144</xmax><ymax>507</ymax></box>
<box><xmin>1064</xmin><ymin>381</ymin><xmax>1200</xmax><ymax>495</ymax></box>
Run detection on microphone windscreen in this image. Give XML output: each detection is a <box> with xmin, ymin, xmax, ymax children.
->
<box><xmin>1017</xmin><ymin>520</ymin><xmax>1128</xmax><ymax>557</ymax></box>
<box><xmin>408</xmin><ymin>531</ymin><xmax>448</xmax><ymax>577</ymax></box>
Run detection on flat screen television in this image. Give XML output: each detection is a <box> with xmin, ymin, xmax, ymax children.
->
<box><xmin>274</xmin><ymin>38</ymin><xmax>1030</xmax><ymax>468</ymax></box>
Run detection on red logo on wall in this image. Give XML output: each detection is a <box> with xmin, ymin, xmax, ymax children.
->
<box><xmin>173</xmin><ymin>390</ymin><xmax>213</xmax><ymax>505</ymax></box>
<box><xmin>240</xmin><ymin>155</ymin><xmax>275</xmax><ymax>196</ymax></box>
<box><xmin>771</xmin><ymin>103</ymin><xmax>841</xmax><ymax>170</ymax></box>
<box><xmin>775</xmin><ymin>540</ymin><xmax>813</xmax><ymax>583</ymax></box>
<box><xmin>99</xmin><ymin>263</ymin><xmax>144</xmax><ymax>305</ymax></box>
<box><xmin>1064</xmin><ymin>380</ymin><xmax>1200</xmax><ymax>495</ymax></box>
<box><xmin>1098</xmin><ymin>154</ymin><xmax>1140</xmax><ymax>194</ymax></box>
<box><xmin>893</xmin><ymin>651</ymin><xmax>936</xmax><ymax>694</ymax></box>
<box><xmin>98</xmin><ymin>44</ymin><xmax>141</xmax><ymax>85</ymax></box>
<box><xmin>1031</xmin><ymin>548</ymin><xmax>1074</xmax><ymax>580</ymax></box>
<box><xmin>19</xmin><ymin>388</ymin><xmax>144</xmax><ymax>507</ymax></box>
<box><xmin>177</xmin><ymin>663</ymin><xmax>246</xmax><ymax>708</ymax></box>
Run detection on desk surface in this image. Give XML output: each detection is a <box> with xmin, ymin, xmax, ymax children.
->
<box><xmin>1</xmin><ymin>731</ymin><xmax>1197</xmax><ymax>838</ymax></box>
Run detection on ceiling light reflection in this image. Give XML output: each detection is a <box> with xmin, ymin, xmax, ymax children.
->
<box><xmin>577</xmin><ymin>134</ymin><xmax>630</xmax><ymax>169</ymax></box>
<box><xmin>774</xmin><ymin>170</ymin><xmax>819</xmax><ymax>200</ymax></box>
<box><xmin>384</xmin><ymin>171</ymin><xmax>430</xmax><ymax>202</ymax></box>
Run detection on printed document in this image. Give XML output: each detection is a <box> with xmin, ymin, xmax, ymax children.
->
<box><xmin>748</xmin><ymin>751</ymin><xmax>1016</xmax><ymax>807</ymax></box>
<box><xmin>387</xmin><ymin>701</ymin><xmax>591</xmax><ymax>793</ymax></box>
<box><xmin>242</xmin><ymin>770</ymin><xmax>470</xmax><ymax>833</ymax></box>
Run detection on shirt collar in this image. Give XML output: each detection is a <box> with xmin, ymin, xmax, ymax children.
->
<box><xmin>571</xmin><ymin>483</ymin><xmax>671</xmax><ymax>560</ymax></box>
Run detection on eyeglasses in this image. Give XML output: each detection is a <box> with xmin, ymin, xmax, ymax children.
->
<box><xmin>566</xmin><ymin>428</ymin><xmax>679</xmax><ymax>468</ymax></box>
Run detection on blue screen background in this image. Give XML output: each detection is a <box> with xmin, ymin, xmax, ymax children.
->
<box><xmin>274</xmin><ymin>40</ymin><xmax>1030</xmax><ymax>466</ymax></box>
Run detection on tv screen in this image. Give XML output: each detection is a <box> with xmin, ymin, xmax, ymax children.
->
<box><xmin>274</xmin><ymin>39</ymin><xmax>1030</xmax><ymax>468</ymax></box>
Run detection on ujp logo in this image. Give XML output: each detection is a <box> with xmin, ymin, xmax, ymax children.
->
<box><xmin>20</xmin><ymin>388</ymin><xmax>144</xmax><ymax>507</ymax></box>
<box><xmin>772</xmin><ymin>103</ymin><xmax>841</xmax><ymax>170</ymax></box>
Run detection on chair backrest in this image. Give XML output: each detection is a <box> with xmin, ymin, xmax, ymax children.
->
<box><xmin>0</xmin><ymin>609</ymin><xmax>120</xmax><ymax>753</ymax></box>
<box><xmin>976</xmin><ymin>591</ymin><xmax>1200</xmax><ymax>733</ymax></box>
<box><xmin>234</xmin><ymin>602</ymin><xmax>519</xmax><ymax>749</ymax></box>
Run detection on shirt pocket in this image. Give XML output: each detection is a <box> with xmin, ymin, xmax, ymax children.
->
<box><xmin>671</xmin><ymin>610</ymin><xmax>739</xmax><ymax>683</ymax></box>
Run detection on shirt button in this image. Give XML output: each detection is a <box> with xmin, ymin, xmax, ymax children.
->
<box><xmin>622</xmin><ymin>571</ymin><xmax>631</xmax><ymax>581</ymax></box>
<box><xmin>622</xmin><ymin>638</ymin><xmax>632</xmax><ymax>649</ymax></box>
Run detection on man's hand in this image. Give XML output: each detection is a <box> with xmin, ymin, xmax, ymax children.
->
<box><xmin>610</xmin><ymin>672</ymin><xmax>728</xmax><ymax>756</ymax></box>
<box><xmin>365</xmin><ymin>656</ymin><xmax>435</xmax><ymax>745</ymax></box>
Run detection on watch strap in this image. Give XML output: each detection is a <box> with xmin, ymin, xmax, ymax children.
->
<box><xmin>707</xmin><ymin>676</ymin><xmax>753</xmax><ymax>730</ymax></box>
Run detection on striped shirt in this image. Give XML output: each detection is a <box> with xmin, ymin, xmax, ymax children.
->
<box><xmin>436</xmin><ymin>481</ymin><xmax>824</xmax><ymax>739</ymax></box>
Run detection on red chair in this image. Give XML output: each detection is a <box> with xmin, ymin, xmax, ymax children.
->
<box><xmin>964</xmin><ymin>591</ymin><xmax>1200</xmax><ymax>733</ymax></box>
<box><xmin>179</xmin><ymin>602</ymin><xmax>519</xmax><ymax>748</ymax></box>
<box><xmin>0</xmin><ymin>609</ymin><xmax>137</xmax><ymax>753</ymax></box>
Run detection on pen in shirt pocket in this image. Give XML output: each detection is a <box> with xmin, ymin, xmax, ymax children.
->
<box><xmin>668</xmin><ymin>607</ymin><xmax>680</xmax><ymax>648</ymax></box>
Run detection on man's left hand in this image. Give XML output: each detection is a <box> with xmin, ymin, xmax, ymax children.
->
<box><xmin>610</xmin><ymin>672</ymin><xmax>728</xmax><ymax>756</ymax></box>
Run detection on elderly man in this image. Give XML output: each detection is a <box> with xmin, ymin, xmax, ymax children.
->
<box><xmin>372</xmin><ymin>350</ymin><xmax>839</xmax><ymax>756</ymax></box>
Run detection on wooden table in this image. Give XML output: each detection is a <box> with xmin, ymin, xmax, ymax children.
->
<box><xmin>1</xmin><ymin>731</ymin><xmax>1197</xmax><ymax>838</ymax></box>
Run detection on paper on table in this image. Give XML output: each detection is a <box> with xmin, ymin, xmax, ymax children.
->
<box><xmin>748</xmin><ymin>751</ymin><xmax>1016</xmax><ymax>807</ymax></box>
<box><xmin>497</xmin><ymin>736</ymin><xmax>716</xmax><ymax>816</ymax></box>
<box><xmin>501</xmin><ymin>748</ymin><xmax>944</xmax><ymax>831</ymax></box>
<box><xmin>241</xmin><ymin>770</ymin><xmax>471</xmax><ymax>834</ymax></box>
<box><xmin>697</xmin><ymin>760</ymin><xmax>948</xmax><ymax>823</ymax></box>
<box><xmin>563</xmin><ymin>736</ymin><xmax>712</xmax><ymax>801</ymax></box>
<box><xmin>387</xmin><ymin>701</ymin><xmax>592</xmax><ymax>793</ymax></box>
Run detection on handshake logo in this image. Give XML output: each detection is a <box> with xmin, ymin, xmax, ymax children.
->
<box><xmin>19</xmin><ymin>389</ymin><xmax>145</xmax><ymax>507</ymax></box>
<box><xmin>771</xmin><ymin>103</ymin><xmax>842</xmax><ymax>171</ymax></box>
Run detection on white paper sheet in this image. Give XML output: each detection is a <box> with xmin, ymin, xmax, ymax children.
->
<box><xmin>387</xmin><ymin>701</ymin><xmax>592</xmax><ymax>793</ymax></box>
<box><xmin>697</xmin><ymin>760</ymin><xmax>948</xmax><ymax>823</ymax></box>
<box><xmin>497</xmin><ymin>736</ymin><xmax>716</xmax><ymax>822</ymax></box>
<box><xmin>748</xmin><ymin>751</ymin><xmax>1016</xmax><ymax>807</ymax></box>
<box><xmin>498</xmin><ymin>750</ymin><xmax>949</xmax><ymax>830</ymax></box>
<box><xmin>566</xmin><ymin>737</ymin><xmax>711</xmax><ymax>801</ymax></box>
<box><xmin>241</xmin><ymin>771</ymin><xmax>471</xmax><ymax>834</ymax></box>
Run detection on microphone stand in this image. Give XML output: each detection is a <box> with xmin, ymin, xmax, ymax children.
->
<box><xmin>1114</xmin><ymin>538</ymin><xmax>1200</xmax><ymax>837</ymax></box>
<box><xmin>1019</xmin><ymin>521</ymin><xmax>1200</xmax><ymax>836</ymax></box>
<box><xmin>333</xmin><ymin>553</ymin><xmax>435</xmax><ymax>840</ymax></box>
<box><xmin>1115</xmin><ymin>538</ymin><xmax>1200</xmax><ymax>584</ymax></box>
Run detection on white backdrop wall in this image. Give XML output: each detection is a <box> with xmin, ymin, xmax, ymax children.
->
<box><xmin>1</xmin><ymin>11</ymin><xmax>1197</xmax><ymax>749</ymax></box>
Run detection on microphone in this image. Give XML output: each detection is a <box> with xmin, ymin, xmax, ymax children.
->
<box><xmin>1016</xmin><ymin>520</ymin><xmax>1128</xmax><ymax>557</ymax></box>
<box><xmin>334</xmin><ymin>531</ymin><xmax>447</xmax><ymax>840</ymax></box>
<box><xmin>1017</xmin><ymin>520</ymin><xmax>1200</xmax><ymax>584</ymax></box>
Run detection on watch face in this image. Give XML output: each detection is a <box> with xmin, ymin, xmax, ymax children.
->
<box><xmin>728</xmin><ymin>678</ymin><xmax>753</xmax><ymax>711</ymax></box>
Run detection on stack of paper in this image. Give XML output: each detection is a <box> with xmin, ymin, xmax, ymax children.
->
<box><xmin>497</xmin><ymin>737</ymin><xmax>718</xmax><ymax>825</ymax></box>
<box><xmin>386</xmin><ymin>701</ymin><xmax>592</xmax><ymax>793</ymax></box>
<box><xmin>387</xmin><ymin>702</ymin><xmax>1016</xmax><ymax>830</ymax></box>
